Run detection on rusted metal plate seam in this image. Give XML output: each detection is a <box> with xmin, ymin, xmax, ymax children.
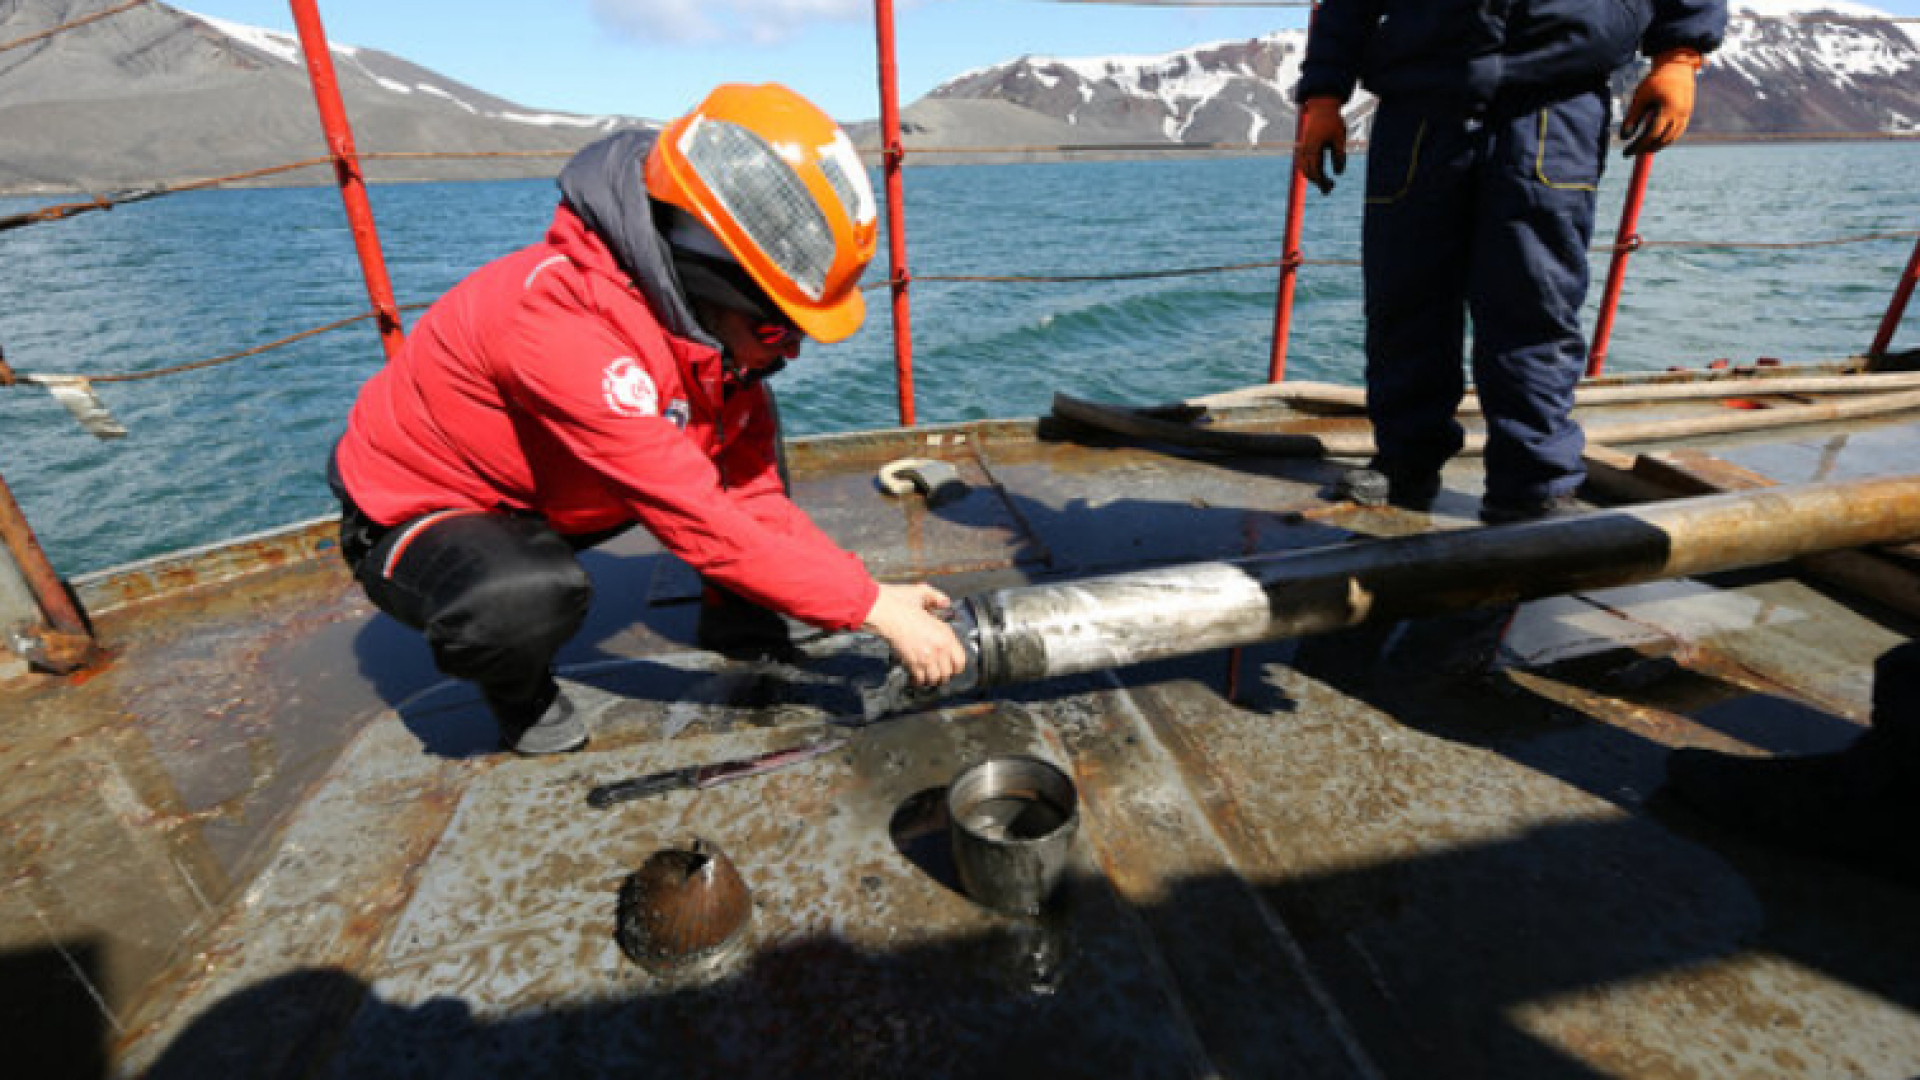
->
<box><xmin>74</xmin><ymin>517</ymin><xmax>342</xmax><ymax>618</ymax></box>
<box><xmin>1095</xmin><ymin>671</ymin><xmax>1389</xmax><ymax>1080</ymax></box>
<box><xmin>1021</xmin><ymin>714</ymin><xmax>1223</xmax><ymax>1078</ymax></box>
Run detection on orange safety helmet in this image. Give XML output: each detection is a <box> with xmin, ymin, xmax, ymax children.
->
<box><xmin>645</xmin><ymin>83</ymin><xmax>879</xmax><ymax>345</ymax></box>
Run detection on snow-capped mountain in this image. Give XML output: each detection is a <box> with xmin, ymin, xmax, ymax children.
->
<box><xmin>0</xmin><ymin>0</ymin><xmax>647</xmax><ymax>194</ymax></box>
<box><xmin>931</xmin><ymin>4</ymin><xmax>1920</xmax><ymax>146</ymax></box>
<box><xmin>1707</xmin><ymin>3</ymin><xmax>1920</xmax><ymax>133</ymax></box>
<box><xmin>935</xmin><ymin>33</ymin><xmax>1314</xmax><ymax>146</ymax></box>
<box><xmin>4</xmin><ymin>0</ymin><xmax>1917</xmax><ymax>194</ymax></box>
<box><xmin>185</xmin><ymin>12</ymin><xmax>631</xmax><ymax>133</ymax></box>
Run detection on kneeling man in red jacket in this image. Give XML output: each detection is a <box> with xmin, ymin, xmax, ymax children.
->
<box><xmin>331</xmin><ymin>84</ymin><xmax>966</xmax><ymax>753</ymax></box>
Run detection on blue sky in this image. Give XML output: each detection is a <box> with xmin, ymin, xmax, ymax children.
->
<box><xmin>178</xmin><ymin>1</ymin><xmax>1920</xmax><ymax>122</ymax></box>
<box><xmin>176</xmin><ymin>1</ymin><xmax>1311</xmax><ymax>121</ymax></box>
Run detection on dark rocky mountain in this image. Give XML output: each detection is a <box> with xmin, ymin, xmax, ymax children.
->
<box><xmin>0</xmin><ymin>0</ymin><xmax>646</xmax><ymax>195</ymax></box>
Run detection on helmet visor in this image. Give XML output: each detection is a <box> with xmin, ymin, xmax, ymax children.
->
<box><xmin>680</xmin><ymin>117</ymin><xmax>836</xmax><ymax>301</ymax></box>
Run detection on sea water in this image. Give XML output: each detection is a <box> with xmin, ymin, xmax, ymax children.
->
<box><xmin>1</xmin><ymin>142</ymin><xmax>1915</xmax><ymax>575</ymax></box>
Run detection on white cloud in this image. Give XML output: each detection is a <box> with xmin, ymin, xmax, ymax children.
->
<box><xmin>590</xmin><ymin>0</ymin><xmax>872</xmax><ymax>45</ymax></box>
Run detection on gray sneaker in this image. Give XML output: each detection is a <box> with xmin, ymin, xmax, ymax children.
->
<box><xmin>501</xmin><ymin>689</ymin><xmax>589</xmax><ymax>755</ymax></box>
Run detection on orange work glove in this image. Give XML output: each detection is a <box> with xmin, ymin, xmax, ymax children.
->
<box><xmin>1297</xmin><ymin>97</ymin><xmax>1348</xmax><ymax>195</ymax></box>
<box><xmin>1622</xmin><ymin>48</ymin><xmax>1704</xmax><ymax>156</ymax></box>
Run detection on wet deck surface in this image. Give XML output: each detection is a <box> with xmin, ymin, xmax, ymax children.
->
<box><xmin>5</xmin><ymin>396</ymin><xmax>1920</xmax><ymax>1078</ymax></box>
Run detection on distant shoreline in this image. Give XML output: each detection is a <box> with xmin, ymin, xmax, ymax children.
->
<box><xmin>4</xmin><ymin>133</ymin><xmax>1918</xmax><ymax>198</ymax></box>
<box><xmin>871</xmin><ymin>131</ymin><xmax>1920</xmax><ymax>168</ymax></box>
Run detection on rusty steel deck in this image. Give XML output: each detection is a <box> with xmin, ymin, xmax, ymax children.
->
<box><xmin>5</xmin><ymin>397</ymin><xmax>1920</xmax><ymax>1079</ymax></box>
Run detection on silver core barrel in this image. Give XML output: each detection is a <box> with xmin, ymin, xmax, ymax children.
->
<box><xmin>960</xmin><ymin>475</ymin><xmax>1920</xmax><ymax>689</ymax></box>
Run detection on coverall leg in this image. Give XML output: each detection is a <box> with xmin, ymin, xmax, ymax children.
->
<box><xmin>1362</xmin><ymin>89</ymin><xmax>1607</xmax><ymax>508</ymax></box>
<box><xmin>1361</xmin><ymin>100</ymin><xmax>1475</xmax><ymax>480</ymax></box>
<box><xmin>1468</xmin><ymin>89</ymin><xmax>1608</xmax><ymax>508</ymax></box>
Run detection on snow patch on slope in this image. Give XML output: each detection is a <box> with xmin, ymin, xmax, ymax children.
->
<box><xmin>1729</xmin><ymin>1</ymin><xmax>1892</xmax><ymax>19</ymax></box>
<box><xmin>1028</xmin><ymin>32</ymin><xmax>1309</xmax><ymax>140</ymax></box>
<box><xmin>190</xmin><ymin>12</ymin><xmax>307</xmax><ymax>66</ymax></box>
<box><xmin>182</xmin><ymin>8</ymin><xmax>627</xmax><ymax>129</ymax></box>
<box><xmin>1718</xmin><ymin>2</ymin><xmax>1919</xmax><ymax>88</ymax></box>
<box><xmin>1727</xmin><ymin>1</ymin><xmax>1917</xmax><ymax>53</ymax></box>
<box><xmin>1050</xmin><ymin>33</ymin><xmax>1300</xmax><ymax>98</ymax></box>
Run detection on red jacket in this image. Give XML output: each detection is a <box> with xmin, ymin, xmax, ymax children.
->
<box><xmin>335</xmin><ymin>205</ymin><xmax>878</xmax><ymax>631</ymax></box>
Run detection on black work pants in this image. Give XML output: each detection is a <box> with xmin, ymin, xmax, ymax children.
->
<box><xmin>332</xmin><ymin>462</ymin><xmax>595</xmax><ymax>723</ymax></box>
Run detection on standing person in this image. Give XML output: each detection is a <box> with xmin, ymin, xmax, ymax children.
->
<box><xmin>330</xmin><ymin>84</ymin><xmax>967</xmax><ymax>755</ymax></box>
<box><xmin>1296</xmin><ymin>0</ymin><xmax>1727</xmax><ymax>522</ymax></box>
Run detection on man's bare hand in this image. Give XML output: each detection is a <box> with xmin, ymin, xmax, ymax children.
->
<box><xmin>863</xmin><ymin>583</ymin><xmax>968</xmax><ymax>686</ymax></box>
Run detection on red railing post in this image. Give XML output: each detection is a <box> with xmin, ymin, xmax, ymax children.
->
<box><xmin>1269</xmin><ymin>2</ymin><xmax>1319</xmax><ymax>384</ymax></box>
<box><xmin>0</xmin><ymin>465</ymin><xmax>96</xmax><ymax>673</ymax></box>
<box><xmin>288</xmin><ymin>0</ymin><xmax>405</xmax><ymax>362</ymax></box>
<box><xmin>1869</xmin><ymin>231</ymin><xmax>1920</xmax><ymax>359</ymax></box>
<box><xmin>1270</xmin><ymin>115</ymin><xmax>1310</xmax><ymax>383</ymax></box>
<box><xmin>874</xmin><ymin>0</ymin><xmax>917</xmax><ymax>426</ymax></box>
<box><xmin>1589</xmin><ymin>152</ymin><xmax>1654</xmax><ymax>377</ymax></box>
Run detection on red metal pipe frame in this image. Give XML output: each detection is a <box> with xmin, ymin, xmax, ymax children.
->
<box><xmin>1269</xmin><ymin>114</ymin><xmax>1310</xmax><ymax>383</ymax></box>
<box><xmin>1268</xmin><ymin>3</ymin><xmax>1318</xmax><ymax>384</ymax></box>
<box><xmin>0</xmin><ymin>467</ymin><xmax>95</xmax><ymax>670</ymax></box>
<box><xmin>1589</xmin><ymin>152</ymin><xmax>1654</xmax><ymax>377</ymax></box>
<box><xmin>1870</xmin><ymin>230</ymin><xmax>1920</xmax><ymax>359</ymax></box>
<box><xmin>289</xmin><ymin>0</ymin><xmax>406</xmax><ymax>362</ymax></box>
<box><xmin>874</xmin><ymin>0</ymin><xmax>917</xmax><ymax>427</ymax></box>
<box><xmin>0</xmin><ymin>349</ymin><xmax>93</xmax><ymax>671</ymax></box>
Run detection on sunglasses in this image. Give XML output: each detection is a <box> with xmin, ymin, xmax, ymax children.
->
<box><xmin>753</xmin><ymin>314</ymin><xmax>802</xmax><ymax>350</ymax></box>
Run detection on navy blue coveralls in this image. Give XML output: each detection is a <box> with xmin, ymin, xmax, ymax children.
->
<box><xmin>1297</xmin><ymin>0</ymin><xmax>1726</xmax><ymax>509</ymax></box>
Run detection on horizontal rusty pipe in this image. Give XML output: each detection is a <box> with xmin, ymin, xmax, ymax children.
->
<box><xmin>1054</xmin><ymin>388</ymin><xmax>1920</xmax><ymax>460</ymax></box>
<box><xmin>1194</xmin><ymin>370</ymin><xmax>1920</xmax><ymax>413</ymax></box>
<box><xmin>953</xmin><ymin>475</ymin><xmax>1920</xmax><ymax>690</ymax></box>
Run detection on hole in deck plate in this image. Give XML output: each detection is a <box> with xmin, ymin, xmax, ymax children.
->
<box><xmin>888</xmin><ymin>787</ymin><xmax>965</xmax><ymax>897</ymax></box>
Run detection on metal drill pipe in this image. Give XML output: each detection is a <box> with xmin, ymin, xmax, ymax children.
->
<box><xmin>961</xmin><ymin>475</ymin><xmax>1920</xmax><ymax>689</ymax></box>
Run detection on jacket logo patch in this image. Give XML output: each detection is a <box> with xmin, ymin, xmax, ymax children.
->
<box><xmin>665</xmin><ymin>399</ymin><xmax>691</xmax><ymax>429</ymax></box>
<box><xmin>602</xmin><ymin>358</ymin><xmax>658</xmax><ymax>418</ymax></box>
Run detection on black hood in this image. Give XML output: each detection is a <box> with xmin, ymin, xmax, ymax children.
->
<box><xmin>556</xmin><ymin>129</ymin><xmax>718</xmax><ymax>352</ymax></box>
